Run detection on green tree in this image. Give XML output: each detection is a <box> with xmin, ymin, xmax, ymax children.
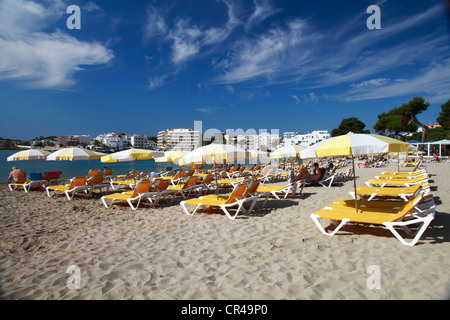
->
<box><xmin>374</xmin><ymin>96</ymin><xmax>430</xmax><ymax>142</ymax></box>
<box><xmin>331</xmin><ymin>117</ymin><xmax>370</xmax><ymax>137</ymax></box>
<box><xmin>437</xmin><ymin>99</ymin><xmax>450</xmax><ymax>128</ymax></box>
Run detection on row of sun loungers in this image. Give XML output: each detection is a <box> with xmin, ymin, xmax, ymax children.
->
<box><xmin>310</xmin><ymin>161</ymin><xmax>435</xmax><ymax>246</ymax></box>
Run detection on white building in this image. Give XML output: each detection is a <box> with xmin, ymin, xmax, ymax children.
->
<box><xmin>95</xmin><ymin>132</ymin><xmax>128</xmax><ymax>150</ymax></box>
<box><xmin>157</xmin><ymin>128</ymin><xmax>202</xmax><ymax>151</ymax></box>
<box><xmin>284</xmin><ymin>130</ymin><xmax>330</xmax><ymax>147</ymax></box>
<box><xmin>224</xmin><ymin>132</ymin><xmax>280</xmax><ymax>151</ymax></box>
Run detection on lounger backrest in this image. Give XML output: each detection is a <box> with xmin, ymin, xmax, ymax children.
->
<box><xmin>87</xmin><ymin>169</ymin><xmax>100</xmax><ymax>178</ymax></box>
<box><xmin>88</xmin><ymin>175</ymin><xmax>104</xmax><ymax>185</ymax></box>
<box><xmin>29</xmin><ymin>172</ymin><xmax>43</xmax><ymax>181</ymax></box>
<box><xmin>411</xmin><ymin>161</ymin><xmax>421</xmax><ymax>172</ymax></box>
<box><xmin>183</xmin><ymin>176</ymin><xmax>198</xmax><ymax>189</ymax></box>
<box><xmin>155</xmin><ymin>179</ymin><xmax>170</xmax><ymax>191</ymax></box>
<box><xmin>389</xmin><ymin>191</ymin><xmax>424</xmax><ymax>222</ymax></box>
<box><xmin>227</xmin><ymin>183</ymin><xmax>248</xmax><ymax>204</ymax></box>
<box><xmin>103</xmin><ymin>169</ymin><xmax>113</xmax><ymax>176</ymax></box>
<box><xmin>245</xmin><ymin>180</ymin><xmax>260</xmax><ymax>196</ymax></box>
<box><xmin>130</xmin><ymin>180</ymin><xmax>151</xmax><ymax>197</ymax></box>
<box><xmin>44</xmin><ymin>171</ymin><xmax>62</xmax><ymax>180</ymax></box>
<box><xmin>73</xmin><ymin>177</ymin><xmax>87</xmax><ymax>187</ymax></box>
<box><xmin>203</xmin><ymin>175</ymin><xmax>213</xmax><ymax>184</ymax></box>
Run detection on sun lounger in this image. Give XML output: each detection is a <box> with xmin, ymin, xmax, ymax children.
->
<box><xmin>64</xmin><ymin>175</ymin><xmax>110</xmax><ymax>200</ymax></box>
<box><xmin>140</xmin><ymin>179</ymin><xmax>172</xmax><ymax>207</ymax></box>
<box><xmin>256</xmin><ymin>180</ymin><xmax>304</xmax><ymax>200</ymax></box>
<box><xmin>374</xmin><ymin>169</ymin><xmax>428</xmax><ymax>180</ymax></box>
<box><xmin>349</xmin><ymin>182</ymin><xmax>430</xmax><ymax>201</ymax></box>
<box><xmin>180</xmin><ymin>182</ymin><xmax>261</xmax><ymax>220</ymax></box>
<box><xmin>365</xmin><ymin>176</ymin><xmax>428</xmax><ymax>188</ymax></box>
<box><xmin>8</xmin><ymin>172</ymin><xmax>48</xmax><ymax>192</ymax></box>
<box><xmin>101</xmin><ymin>179</ymin><xmax>152</xmax><ymax>210</ymax></box>
<box><xmin>310</xmin><ymin>191</ymin><xmax>435</xmax><ymax>246</ymax></box>
<box><xmin>46</xmin><ymin>176</ymin><xmax>87</xmax><ymax>198</ymax></box>
<box><xmin>383</xmin><ymin>161</ymin><xmax>422</xmax><ymax>174</ymax></box>
<box><xmin>166</xmin><ymin>176</ymin><xmax>199</xmax><ymax>200</ymax></box>
<box><xmin>150</xmin><ymin>166</ymin><xmax>172</xmax><ymax>177</ymax></box>
<box><xmin>42</xmin><ymin>171</ymin><xmax>63</xmax><ymax>185</ymax></box>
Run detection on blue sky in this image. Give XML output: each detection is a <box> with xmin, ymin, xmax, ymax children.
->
<box><xmin>0</xmin><ymin>0</ymin><xmax>449</xmax><ymax>140</ymax></box>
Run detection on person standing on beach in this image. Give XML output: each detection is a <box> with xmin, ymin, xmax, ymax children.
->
<box><xmin>7</xmin><ymin>167</ymin><xmax>26</xmax><ymax>183</ymax></box>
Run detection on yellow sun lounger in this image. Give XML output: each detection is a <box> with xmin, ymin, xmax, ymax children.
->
<box><xmin>180</xmin><ymin>183</ymin><xmax>260</xmax><ymax>220</ymax></box>
<box><xmin>382</xmin><ymin>161</ymin><xmax>422</xmax><ymax>174</ymax></box>
<box><xmin>46</xmin><ymin>177</ymin><xmax>87</xmax><ymax>198</ymax></box>
<box><xmin>101</xmin><ymin>180</ymin><xmax>152</xmax><ymax>210</ymax></box>
<box><xmin>365</xmin><ymin>176</ymin><xmax>428</xmax><ymax>188</ymax></box>
<box><xmin>64</xmin><ymin>175</ymin><xmax>110</xmax><ymax>200</ymax></box>
<box><xmin>256</xmin><ymin>180</ymin><xmax>304</xmax><ymax>200</ymax></box>
<box><xmin>9</xmin><ymin>172</ymin><xmax>48</xmax><ymax>193</ymax></box>
<box><xmin>166</xmin><ymin>176</ymin><xmax>199</xmax><ymax>200</ymax></box>
<box><xmin>374</xmin><ymin>169</ymin><xmax>428</xmax><ymax>180</ymax></box>
<box><xmin>350</xmin><ymin>182</ymin><xmax>430</xmax><ymax>201</ymax></box>
<box><xmin>310</xmin><ymin>191</ymin><xmax>435</xmax><ymax>246</ymax></box>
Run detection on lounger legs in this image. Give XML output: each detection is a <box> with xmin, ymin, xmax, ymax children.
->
<box><xmin>310</xmin><ymin>214</ymin><xmax>350</xmax><ymax>236</ymax></box>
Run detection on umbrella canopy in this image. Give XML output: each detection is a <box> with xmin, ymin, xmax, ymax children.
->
<box><xmin>101</xmin><ymin>148</ymin><xmax>164</xmax><ymax>183</ymax></box>
<box><xmin>300</xmin><ymin>133</ymin><xmax>410</xmax><ymax>212</ymax></box>
<box><xmin>47</xmin><ymin>147</ymin><xmax>105</xmax><ymax>176</ymax></box>
<box><xmin>155</xmin><ymin>150</ymin><xmax>187</xmax><ymax>163</ymax></box>
<box><xmin>178</xmin><ymin>143</ymin><xmax>247</xmax><ymax>198</ymax></box>
<box><xmin>7</xmin><ymin>149</ymin><xmax>51</xmax><ymax>171</ymax></box>
<box><xmin>270</xmin><ymin>145</ymin><xmax>305</xmax><ymax>159</ymax></box>
<box><xmin>246</xmin><ymin>149</ymin><xmax>271</xmax><ymax>164</ymax></box>
<box><xmin>100</xmin><ymin>148</ymin><xmax>163</xmax><ymax>163</ymax></box>
<box><xmin>310</xmin><ymin>133</ymin><xmax>410</xmax><ymax>157</ymax></box>
<box><xmin>178</xmin><ymin>144</ymin><xmax>246</xmax><ymax>166</ymax></box>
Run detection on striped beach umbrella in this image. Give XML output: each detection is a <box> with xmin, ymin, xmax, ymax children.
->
<box><xmin>301</xmin><ymin>133</ymin><xmax>410</xmax><ymax>212</ymax></box>
<box><xmin>7</xmin><ymin>149</ymin><xmax>51</xmax><ymax>171</ymax></box>
<box><xmin>270</xmin><ymin>145</ymin><xmax>305</xmax><ymax>159</ymax></box>
<box><xmin>47</xmin><ymin>147</ymin><xmax>105</xmax><ymax>176</ymax></box>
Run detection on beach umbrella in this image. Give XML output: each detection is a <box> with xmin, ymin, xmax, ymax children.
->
<box><xmin>47</xmin><ymin>147</ymin><xmax>104</xmax><ymax>177</ymax></box>
<box><xmin>101</xmin><ymin>148</ymin><xmax>164</xmax><ymax>183</ymax></box>
<box><xmin>155</xmin><ymin>150</ymin><xmax>187</xmax><ymax>163</ymax></box>
<box><xmin>299</xmin><ymin>133</ymin><xmax>410</xmax><ymax>212</ymax></box>
<box><xmin>7</xmin><ymin>149</ymin><xmax>51</xmax><ymax>171</ymax></box>
<box><xmin>270</xmin><ymin>145</ymin><xmax>305</xmax><ymax>159</ymax></box>
<box><xmin>178</xmin><ymin>143</ymin><xmax>247</xmax><ymax>198</ymax></box>
<box><xmin>246</xmin><ymin>149</ymin><xmax>271</xmax><ymax>164</ymax></box>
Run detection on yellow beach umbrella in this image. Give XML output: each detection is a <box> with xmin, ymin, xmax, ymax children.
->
<box><xmin>101</xmin><ymin>148</ymin><xmax>164</xmax><ymax>183</ymax></box>
<box><xmin>301</xmin><ymin>133</ymin><xmax>410</xmax><ymax>212</ymax></box>
<box><xmin>270</xmin><ymin>145</ymin><xmax>305</xmax><ymax>159</ymax></box>
<box><xmin>7</xmin><ymin>149</ymin><xmax>51</xmax><ymax>171</ymax></box>
<box><xmin>155</xmin><ymin>150</ymin><xmax>186</xmax><ymax>163</ymax></box>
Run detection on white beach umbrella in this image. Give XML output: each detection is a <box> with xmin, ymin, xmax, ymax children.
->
<box><xmin>270</xmin><ymin>145</ymin><xmax>305</xmax><ymax>159</ymax></box>
<box><xmin>300</xmin><ymin>133</ymin><xmax>410</xmax><ymax>212</ymax></box>
<box><xmin>101</xmin><ymin>148</ymin><xmax>164</xmax><ymax>183</ymax></box>
<box><xmin>7</xmin><ymin>149</ymin><xmax>51</xmax><ymax>171</ymax></box>
<box><xmin>178</xmin><ymin>143</ymin><xmax>247</xmax><ymax>198</ymax></box>
<box><xmin>47</xmin><ymin>147</ymin><xmax>104</xmax><ymax>176</ymax></box>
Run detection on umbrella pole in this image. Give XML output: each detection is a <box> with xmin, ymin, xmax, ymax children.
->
<box><xmin>352</xmin><ymin>156</ymin><xmax>358</xmax><ymax>213</ymax></box>
<box><xmin>397</xmin><ymin>152</ymin><xmax>400</xmax><ymax>171</ymax></box>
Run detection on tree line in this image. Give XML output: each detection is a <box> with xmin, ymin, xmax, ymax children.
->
<box><xmin>331</xmin><ymin>97</ymin><xmax>450</xmax><ymax>142</ymax></box>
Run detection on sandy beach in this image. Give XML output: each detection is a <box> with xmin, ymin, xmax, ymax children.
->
<box><xmin>0</xmin><ymin>161</ymin><xmax>449</xmax><ymax>300</ymax></box>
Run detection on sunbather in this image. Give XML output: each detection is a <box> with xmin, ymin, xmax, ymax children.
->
<box><xmin>7</xmin><ymin>167</ymin><xmax>26</xmax><ymax>184</ymax></box>
<box><xmin>296</xmin><ymin>163</ymin><xmax>324</xmax><ymax>181</ymax></box>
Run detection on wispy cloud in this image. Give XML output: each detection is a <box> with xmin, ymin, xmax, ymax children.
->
<box><xmin>212</xmin><ymin>2</ymin><xmax>448</xmax><ymax>103</ymax></box>
<box><xmin>0</xmin><ymin>0</ymin><xmax>113</xmax><ymax>89</ymax></box>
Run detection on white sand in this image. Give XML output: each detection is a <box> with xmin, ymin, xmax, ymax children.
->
<box><xmin>0</xmin><ymin>162</ymin><xmax>449</xmax><ymax>300</ymax></box>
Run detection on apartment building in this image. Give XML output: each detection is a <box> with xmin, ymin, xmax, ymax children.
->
<box><xmin>283</xmin><ymin>130</ymin><xmax>330</xmax><ymax>147</ymax></box>
<box><xmin>157</xmin><ymin>128</ymin><xmax>202</xmax><ymax>151</ymax></box>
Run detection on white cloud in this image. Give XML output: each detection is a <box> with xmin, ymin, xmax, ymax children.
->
<box><xmin>351</xmin><ymin>78</ymin><xmax>390</xmax><ymax>88</ymax></box>
<box><xmin>0</xmin><ymin>0</ymin><xmax>113</xmax><ymax>89</ymax></box>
